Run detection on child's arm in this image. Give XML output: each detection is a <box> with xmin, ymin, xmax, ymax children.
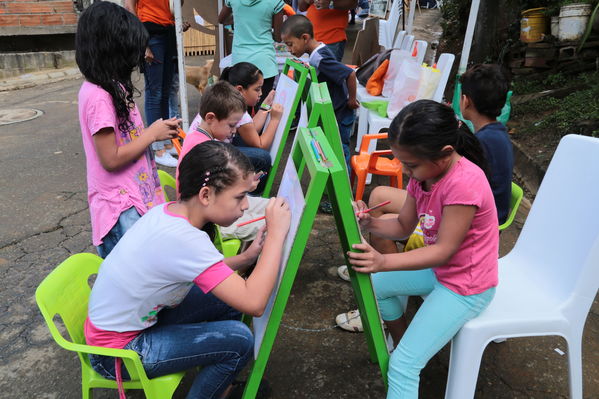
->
<box><xmin>349</xmin><ymin>205</ymin><xmax>477</xmax><ymax>273</ymax></box>
<box><xmin>236</xmin><ymin>104</ymin><xmax>283</xmax><ymax>149</ymax></box>
<box><xmin>272</xmin><ymin>10</ymin><xmax>284</xmax><ymax>42</ymax></box>
<box><xmin>218</xmin><ymin>5</ymin><xmax>232</xmax><ymax>24</ymax></box>
<box><xmin>222</xmin><ymin>226</ymin><xmax>267</xmax><ymax>272</ymax></box>
<box><xmin>357</xmin><ymin>195</ymin><xmax>419</xmax><ymax>241</ymax></box>
<box><xmin>253</xmin><ymin>90</ymin><xmax>276</xmax><ymax>131</ymax></box>
<box><xmin>346</xmin><ymin>70</ymin><xmax>359</xmax><ymax>109</ymax></box>
<box><xmin>93</xmin><ymin>118</ymin><xmax>179</xmax><ymax>172</ymax></box>
<box><xmin>210</xmin><ymin>197</ymin><xmax>291</xmax><ymax>317</ymax></box>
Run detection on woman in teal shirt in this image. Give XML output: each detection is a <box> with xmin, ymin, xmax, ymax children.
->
<box><xmin>219</xmin><ymin>0</ymin><xmax>285</xmax><ymax>108</ymax></box>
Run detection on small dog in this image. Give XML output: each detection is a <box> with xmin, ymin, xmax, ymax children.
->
<box><xmin>185</xmin><ymin>59</ymin><xmax>214</xmax><ymax>94</ymax></box>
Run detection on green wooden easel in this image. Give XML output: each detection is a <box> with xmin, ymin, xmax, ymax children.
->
<box><xmin>242</xmin><ymin>127</ymin><xmax>389</xmax><ymax>398</ymax></box>
<box><xmin>262</xmin><ymin>59</ymin><xmax>319</xmax><ymax>197</ymax></box>
<box><xmin>305</xmin><ymin>82</ymin><xmax>347</xmax><ymax>174</ymax></box>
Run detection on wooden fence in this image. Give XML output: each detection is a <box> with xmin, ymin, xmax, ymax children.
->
<box><xmin>183</xmin><ymin>25</ymin><xmax>216</xmax><ymax>56</ymax></box>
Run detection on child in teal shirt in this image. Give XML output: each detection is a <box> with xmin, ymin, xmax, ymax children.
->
<box><xmin>219</xmin><ymin>0</ymin><xmax>285</xmax><ymax>105</ymax></box>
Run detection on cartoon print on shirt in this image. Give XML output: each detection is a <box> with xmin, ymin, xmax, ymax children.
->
<box><xmin>419</xmin><ymin>212</ymin><xmax>436</xmax><ymax>229</ymax></box>
<box><xmin>419</xmin><ymin>212</ymin><xmax>438</xmax><ymax>246</ymax></box>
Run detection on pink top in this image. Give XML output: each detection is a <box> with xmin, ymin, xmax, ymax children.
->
<box><xmin>85</xmin><ymin>203</ymin><xmax>234</xmax><ymax>349</ymax></box>
<box><xmin>78</xmin><ymin>81</ymin><xmax>165</xmax><ymax>246</ymax></box>
<box><xmin>406</xmin><ymin>157</ymin><xmax>499</xmax><ymax>295</ymax></box>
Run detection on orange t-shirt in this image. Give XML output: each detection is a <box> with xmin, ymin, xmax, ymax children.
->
<box><xmin>306</xmin><ymin>5</ymin><xmax>349</xmax><ymax>44</ymax></box>
<box><xmin>137</xmin><ymin>0</ymin><xmax>174</xmax><ymax>26</ymax></box>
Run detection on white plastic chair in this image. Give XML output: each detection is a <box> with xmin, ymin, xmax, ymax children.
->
<box><xmin>355</xmin><ymin>33</ymin><xmax>412</xmax><ymax>151</ymax></box>
<box><xmin>378</xmin><ymin>0</ymin><xmax>403</xmax><ymax>49</ymax></box>
<box><xmin>445</xmin><ymin>134</ymin><xmax>599</xmax><ymax>399</ymax></box>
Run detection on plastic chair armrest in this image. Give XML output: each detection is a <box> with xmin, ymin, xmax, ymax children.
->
<box><xmin>367</xmin><ymin>150</ymin><xmax>393</xmax><ymax>169</ymax></box>
<box><xmin>359</xmin><ymin>133</ymin><xmax>388</xmax><ymax>153</ymax></box>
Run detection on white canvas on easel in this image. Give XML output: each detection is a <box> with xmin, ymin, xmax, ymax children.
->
<box><xmin>266</xmin><ymin>73</ymin><xmax>299</xmax><ymax>164</ymax></box>
<box><xmin>252</xmin><ymin>155</ymin><xmax>306</xmax><ymax>357</ymax></box>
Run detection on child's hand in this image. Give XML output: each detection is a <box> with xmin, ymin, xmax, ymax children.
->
<box><xmin>265</xmin><ymin>197</ymin><xmax>291</xmax><ymax>236</ymax></box>
<box><xmin>348</xmin><ymin>98</ymin><xmax>360</xmax><ymax>109</ymax></box>
<box><xmin>243</xmin><ymin>225</ymin><xmax>267</xmax><ymax>263</ymax></box>
<box><xmin>263</xmin><ymin>90</ymin><xmax>276</xmax><ymax>106</ymax></box>
<box><xmin>347</xmin><ymin>239</ymin><xmax>386</xmax><ymax>274</ymax></box>
<box><xmin>148</xmin><ymin>117</ymin><xmax>180</xmax><ymax>142</ymax></box>
<box><xmin>354</xmin><ymin>200</ymin><xmax>373</xmax><ymax>230</ymax></box>
<box><xmin>249</xmin><ymin>171</ymin><xmax>266</xmax><ymax>192</ymax></box>
<box><xmin>270</xmin><ymin>103</ymin><xmax>284</xmax><ymax>120</ymax></box>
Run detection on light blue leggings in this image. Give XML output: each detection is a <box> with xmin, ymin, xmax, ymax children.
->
<box><xmin>372</xmin><ymin>269</ymin><xmax>495</xmax><ymax>399</ymax></box>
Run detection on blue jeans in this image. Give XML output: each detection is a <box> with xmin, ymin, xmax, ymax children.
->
<box><xmin>89</xmin><ymin>286</ymin><xmax>253</xmax><ymax>399</ymax></box>
<box><xmin>372</xmin><ymin>269</ymin><xmax>495</xmax><ymax>399</ymax></box>
<box><xmin>169</xmin><ymin>63</ymin><xmax>180</xmax><ymax>118</ymax></box>
<box><xmin>145</xmin><ymin>32</ymin><xmax>176</xmax><ymax>151</ymax></box>
<box><xmin>232</xmin><ymin>143</ymin><xmax>272</xmax><ymax>195</ymax></box>
<box><xmin>337</xmin><ymin>111</ymin><xmax>355</xmax><ymax>170</ymax></box>
<box><xmin>325</xmin><ymin>40</ymin><xmax>346</xmax><ymax>62</ymax></box>
<box><xmin>96</xmin><ymin>207</ymin><xmax>141</xmax><ymax>259</ymax></box>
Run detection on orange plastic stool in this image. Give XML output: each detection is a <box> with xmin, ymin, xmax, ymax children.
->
<box><xmin>350</xmin><ymin>133</ymin><xmax>403</xmax><ymax>201</ymax></box>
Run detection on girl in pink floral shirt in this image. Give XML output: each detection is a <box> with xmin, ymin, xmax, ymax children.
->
<box><xmin>76</xmin><ymin>2</ymin><xmax>179</xmax><ymax>257</ymax></box>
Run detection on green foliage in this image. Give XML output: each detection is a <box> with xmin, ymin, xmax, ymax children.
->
<box><xmin>513</xmin><ymin>72</ymin><xmax>599</xmax><ymax>137</ymax></box>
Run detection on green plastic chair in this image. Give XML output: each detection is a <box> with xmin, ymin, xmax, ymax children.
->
<box><xmin>157</xmin><ymin>169</ymin><xmax>176</xmax><ymax>202</ymax></box>
<box><xmin>35</xmin><ymin>253</ymin><xmax>186</xmax><ymax>399</ymax></box>
<box><xmin>499</xmin><ymin>182</ymin><xmax>524</xmax><ymax>231</ymax></box>
<box><xmin>157</xmin><ymin>169</ymin><xmax>242</xmax><ymax>257</ymax></box>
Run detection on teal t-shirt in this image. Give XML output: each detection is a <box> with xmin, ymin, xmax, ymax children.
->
<box><xmin>226</xmin><ymin>0</ymin><xmax>284</xmax><ymax>79</ymax></box>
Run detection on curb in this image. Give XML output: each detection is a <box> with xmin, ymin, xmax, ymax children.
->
<box><xmin>0</xmin><ymin>67</ymin><xmax>81</xmax><ymax>92</ymax></box>
<box><xmin>511</xmin><ymin>138</ymin><xmax>547</xmax><ymax>197</ymax></box>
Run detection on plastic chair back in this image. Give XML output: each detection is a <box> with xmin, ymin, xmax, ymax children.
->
<box><xmin>378</xmin><ymin>0</ymin><xmax>403</xmax><ymax>48</ymax></box>
<box><xmin>432</xmin><ymin>53</ymin><xmax>455</xmax><ymax>102</ymax></box>
<box><xmin>410</xmin><ymin>40</ymin><xmax>427</xmax><ymax>65</ymax></box>
<box><xmin>401</xmin><ymin>34</ymin><xmax>414</xmax><ymax>51</ymax></box>
<box><xmin>498</xmin><ymin>182</ymin><xmax>523</xmax><ymax>231</ymax></box>
<box><xmin>36</xmin><ymin>253</ymin><xmax>186</xmax><ymax>398</ymax></box>
<box><xmin>158</xmin><ymin>169</ymin><xmax>176</xmax><ymax>202</ymax></box>
<box><xmin>392</xmin><ymin>30</ymin><xmax>406</xmax><ymax>49</ymax></box>
<box><xmin>510</xmin><ymin>134</ymin><xmax>599</xmax><ymax>307</ymax></box>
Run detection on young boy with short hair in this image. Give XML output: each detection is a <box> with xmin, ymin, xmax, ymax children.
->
<box><xmin>177</xmin><ymin>81</ymin><xmax>268</xmax><ymax>241</ymax></box>
<box><xmin>281</xmin><ymin>14</ymin><xmax>359</xmax><ymax>166</ymax></box>
<box><xmin>460</xmin><ymin>64</ymin><xmax>513</xmax><ymax>224</ymax></box>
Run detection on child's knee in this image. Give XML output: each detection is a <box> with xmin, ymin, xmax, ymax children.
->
<box><xmin>229</xmin><ymin>321</ymin><xmax>254</xmax><ymax>364</ymax></box>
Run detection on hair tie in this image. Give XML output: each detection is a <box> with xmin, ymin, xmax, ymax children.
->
<box><xmin>202</xmin><ymin>171</ymin><xmax>210</xmax><ymax>187</ymax></box>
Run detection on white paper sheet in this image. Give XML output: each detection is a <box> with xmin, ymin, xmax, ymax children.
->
<box><xmin>266</xmin><ymin>74</ymin><xmax>299</xmax><ymax>164</ymax></box>
<box><xmin>253</xmin><ymin>156</ymin><xmax>306</xmax><ymax>357</ymax></box>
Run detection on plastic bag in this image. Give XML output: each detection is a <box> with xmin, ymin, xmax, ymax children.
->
<box><xmin>386</xmin><ymin>58</ymin><xmax>421</xmax><ymax>119</ymax></box>
<box><xmin>416</xmin><ymin>65</ymin><xmax>441</xmax><ymax>100</ymax></box>
<box><xmin>366</xmin><ymin>59</ymin><xmax>390</xmax><ymax>96</ymax></box>
<box><xmin>381</xmin><ymin>49</ymin><xmax>410</xmax><ymax>98</ymax></box>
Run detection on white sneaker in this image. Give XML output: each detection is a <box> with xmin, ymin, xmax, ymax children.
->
<box><xmin>335</xmin><ymin>309</ymin><xmax>364</xmax><ymax>332</ymax></box>
<box><xmin>155</xmin><ymin>152</ymin><xmax>178</xmax><ymax>167</ymax></box>
<box><xmin>337</xmin><ymin>265</ymin><xmax>350</xmax><ymax>282</ymax></box>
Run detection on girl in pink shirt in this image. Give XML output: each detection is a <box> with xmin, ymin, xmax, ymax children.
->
<box><xmin>76</xmin><ymin>1</ymin><xmax>180</xmax><ymax>258</ymax></box>
<box><xmin>347</xmin><ymin>100</ymin><xmax>498</xmax><ymax>398</ymax></box>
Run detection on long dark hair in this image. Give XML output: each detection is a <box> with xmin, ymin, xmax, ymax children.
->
<box><xmin>75</xmin><ymin>2</ymin><xmax>148</xmax><ymax>133</ymax></box>
<box><xmin>178</xmin><ymin>141</ymin><xmax>254</xmax><ymax>239</ymax></box>
<box><xmin>388</xmin><ymin>100</ymin><xmax>488</xmax><ymax>174</ymax></box>
<box><xmin>220</xmin><ymin>62</ymin><xmax>263</xmax><ymax>89</ymax></box>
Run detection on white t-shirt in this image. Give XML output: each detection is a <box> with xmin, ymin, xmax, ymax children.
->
<box><xmin>189</xmin><ymin>111</ymin><xmax>253</xmax><ymax>135</ymax></box>
<box><xmin>87</xmin><ymin>203</ymin><xmax>233</xmax><ymax>334</ymax></box>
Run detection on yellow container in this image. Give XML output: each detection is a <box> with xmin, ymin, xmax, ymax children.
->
<box><xmin>521</xmin><ymin>7</ymin><xmax>548</xmax><ymax>43</ymax></box>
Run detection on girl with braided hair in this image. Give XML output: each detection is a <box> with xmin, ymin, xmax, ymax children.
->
<box><xmin>85</xmin><ymin>141</ymin><xmax>291</xmax><ymax>399</ymax></box>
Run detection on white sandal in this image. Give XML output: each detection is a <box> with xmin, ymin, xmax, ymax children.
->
<box><xmin>335</xmin><ymin>309</ymin><xmax>364</xmax><ymax>332</ymax></box>
<box><xmin>337</xmin><ymin>265</ymin><xmax>350</xmax><ymax>282</ymax></box>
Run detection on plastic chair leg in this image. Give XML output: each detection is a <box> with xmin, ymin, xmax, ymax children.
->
<box><xmin>356</xmin><ymin>105</ymin><xmax>369</xmax><ymax>152</ymax></box>
<box><xmin>566</xmin><ymin>329</ymin><xmax>584</xmax><ymax>399</ymax></box>
<box><xmin>444</xmin><ymin>331</ymin><xmax>486</xmax><ymax>399</ymax></box>
<box><xmin>82</xmin><ymin>382</ymin><xmax>91</xmax><ymax>399</ymax></box>
<box><xmin>354</xmin><ymin>172</ymin><xmax>368</xmax><ymax>202</ymax></box>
